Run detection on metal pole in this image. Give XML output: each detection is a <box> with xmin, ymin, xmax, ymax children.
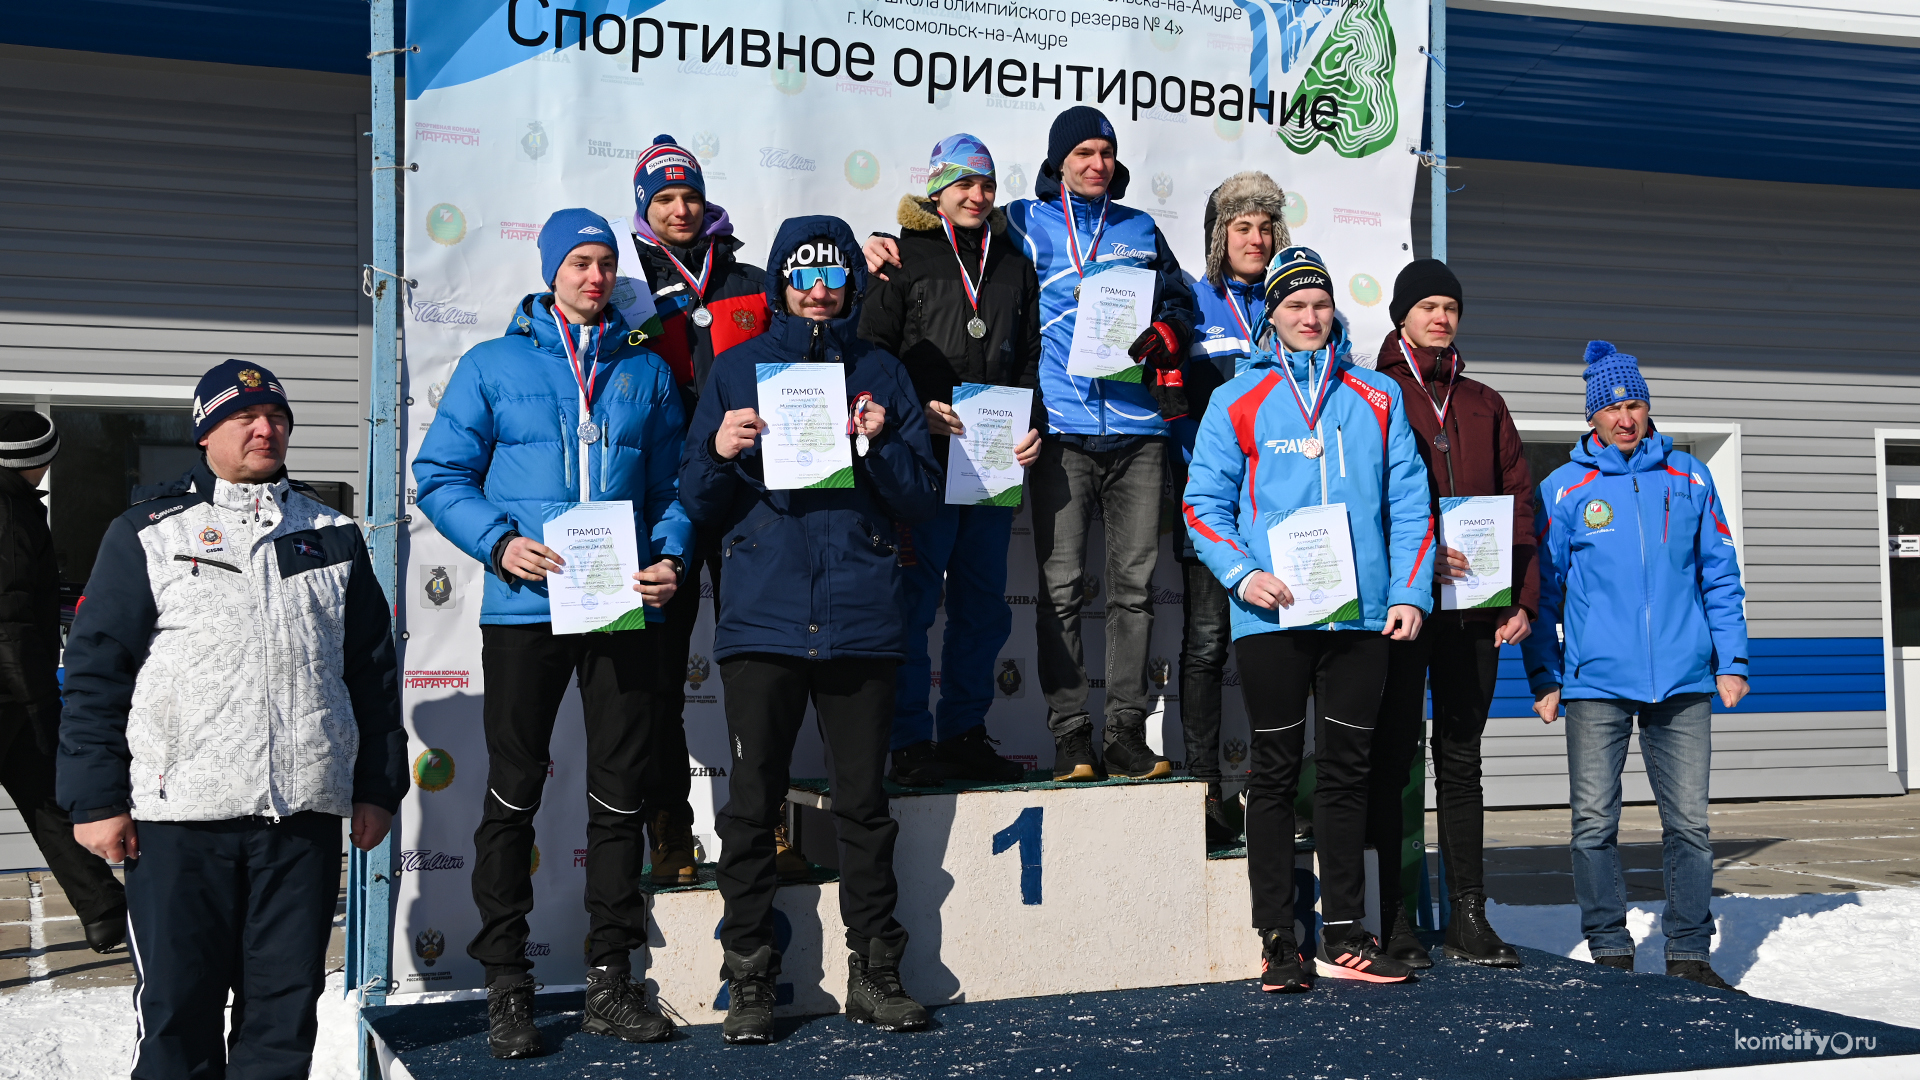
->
<box><xmin>1430</xmin><ymin>0</ymin><xmax>1447</xmax><ymax>262</ymax></box>
<box><xmin>354</xmin><ymin>0</ymin><xmax>402</xmax><ymax>1072</ymax></box>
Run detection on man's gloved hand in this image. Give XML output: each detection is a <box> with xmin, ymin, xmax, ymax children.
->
<box><xmin>1128</xmin><ymin>322</ymin><xmax>1185</xmax><ymax>370</ymax></box>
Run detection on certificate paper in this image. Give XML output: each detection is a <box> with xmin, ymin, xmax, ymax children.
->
<box><xmin>945</xmin><ymin>384</ymin><xmax>1033</xmax><ymax>506</ymax></box>
<box><xmin>1065</xmin><ymin>265</ymin><xmax>1154</xmax><ymax>382</ymax></box>
<box><xmin>756</xmin><ymin>362</ymin><xmax>854</xmax><ymax>490</ymax></box>
<box><xmin>1438</xmin><ymin>495</ymin><xmax>1514</xmax><ymax>610</ymax></box>
<box><xmin>542</xmin><ymin>501</ymin><xmax>646</xmax><ymax>634</ymax></box>
<box><xmin>1263</xmin><ymin>503</ymin><xmax>1361</xmax><ymax>628</ymax></box>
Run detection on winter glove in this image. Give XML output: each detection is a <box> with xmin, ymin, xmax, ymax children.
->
<box><xmin>1128</xmin><ymin>322</ymin><xmax>1185</xmax><ymax>370</ymax></box>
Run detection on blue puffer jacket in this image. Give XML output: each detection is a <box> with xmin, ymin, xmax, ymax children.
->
<box><xmin>677</xmin><ymin>215</ymin><xmax>940</xmax><ymax>663</ymax></box>
<box><xmin>1005</xmin><ymin>167</ymin><xmax>1198</xmax><ymax>438</ymax></box>
<box><xmin>413</xmin><ymin>294</ymin><xmax>692</xmax><ymax>624</ymax></box>
<box><xmin>1523</xmin><ymin>431</ymin><xmax>1748</xmax><ymax>702</ymax></box>
<box><xmin>1182</xmin><ymin>323</ymin><xmax>1436</xmax><ymax>638</ymax></box>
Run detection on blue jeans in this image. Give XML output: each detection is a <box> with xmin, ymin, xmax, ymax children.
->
<box><xmin>1565</xmin><ymin>693</ymin><xmax>1715</xmax><ymax>961</ymax></box>
<box><xmin>891</xmin><ymin>503</ymin><xmax>1015</xmax><ymax>750</ymax></box>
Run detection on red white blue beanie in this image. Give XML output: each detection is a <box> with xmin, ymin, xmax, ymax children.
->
<box><xmin>1582</xmin><ymin>340</ymin><xmax>1651</xmax><ymax>419</ymax></box>
<box><xmin>192</xmin><ymin>360</ymin><xmax>293</xmax><ymax>440</ymax></box>
<box><xmin>633</xmin><ymin>135</ymin><xmax>705</xmax><ymax>218</ymax></box>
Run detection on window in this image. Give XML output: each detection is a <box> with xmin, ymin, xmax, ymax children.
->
<box><xmin>48</xmin><ymin>406</ymin><xmax>198</xmax><ymax>585</ymax></box>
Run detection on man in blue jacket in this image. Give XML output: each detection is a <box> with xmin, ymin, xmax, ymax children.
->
<box><xmin>1525</xmin><ymin>341</ymin><xmax>1750</xmax><ymax>994</ymax></box>
<box><xmin>679</xmin><ymin>216</ymin><xmax>940</xmax><ymax>1044</ymax></box>
<box><xmin>1008</xmin><ymin>106</ymin><xmax>1199</xmax><ymax>781</ymax></box>
<box><xmin>412</xmin><ymin>209</ymin><xmax>693</xmax><ymax>1056</ymax></box>
<box><xmin>1184</xmin><ymin>247</ymin><xmax>1434</xmax><ymax>992</ymax></box>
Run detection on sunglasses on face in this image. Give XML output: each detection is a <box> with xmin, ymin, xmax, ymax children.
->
<box><xmin>787</xmin><ymin>267</ymin><xmax>848</xmax><ymax>290</ymax></box>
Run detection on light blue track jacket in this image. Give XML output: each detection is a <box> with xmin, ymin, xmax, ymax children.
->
<box><xmin>1522</xmin><ymin>431</ymin><xmax>1748</xmax><ymax>702</ymax></box>
<box><xmin>1182</xmin><ymin>325</ymin><xmax>1436</xmax><ymax>638</ymax></box>
<box><xmin>412</xmin><ymin>293</ymin><xmax>693</xmax><ymax>624</ymax></box>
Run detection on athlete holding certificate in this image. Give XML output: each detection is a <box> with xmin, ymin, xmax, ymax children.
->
<box><xmin>1183</xmin><ymin>247</ymin><xmax>1435</xmax><ymax>992</ymax></box>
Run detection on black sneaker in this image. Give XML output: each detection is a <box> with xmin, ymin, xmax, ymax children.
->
<box><xmin>1203</xmin><ymin>785</ymin><xmax>1240</xmax><ymax>846</ymax></box>
<box><xmin>890</xmin><ymin>740</ymin><xmax>953</xmax><ymax>787</ymax></box>
<box><xmin>1052</xmin><ymin>728</ymin><xmax>1103</xmax><ymax>782</ymax></box>
<box><xmin>486</xmin><ymin>975</ymin><xmax>543</xmax><ymax>1059</ymax></box>
<box><xmin>721</xmin><ymin>947</ymin><xmax>779</xmax><ymax>1044</ymax></box>
<box><xmin>1103</xmin><ymin>721</ymin><xmax>1171</xmax><ymax>780</ymax></box>
<box><xmin>1667</xmin><ymin>959</ymin><xmax>1747</xmax><ymax>995</ymax></box>
<box><xmin>1593</xmin><ymin>953</ymin><xmax>1634</xmax><ymax>971</ymax></box>
<box><xmin>581</xmin><ymin>967</ymin><xmax>674</xmax><ymax>1043</ymax></box>
<box><xmin>1315</xmin><ymin>925</ymin><xmax>1417</xmax><ymax>984</ymax></box>
<box><xmin>1384</xmin><ymin>906</ymin><xmax>1433</xmax><ymax>970</ymax></box>
<box><xmin>936</xmin><ymin>726</ymin><xmax>1025</xmax><ymax>783</ymax></box>
<box><xmin>83</xmin><ymin>907</ymin><xmax>127</xmax><ymax>954</ymax></box>
<box><xmin>845</xmin><ymin>937</ymin><xmax>931</xmax><ymax>1031</ymax></box>
<box><xmin>1442</xmin><ymin>892</ymin><xmax>1521</xmax><ymax>968</ymax></box>
<box><xmin>1259</xmin><ymin>927</ymin><xmax>1313</xmax><ymax>993</ymax></box>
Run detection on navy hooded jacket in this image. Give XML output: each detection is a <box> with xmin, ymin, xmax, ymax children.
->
<box><xmin>677</xmin><ymin>215</ymin><xmax>940</xmax><ymax>662</ymax></box>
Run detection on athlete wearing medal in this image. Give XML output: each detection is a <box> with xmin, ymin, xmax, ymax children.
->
<box><xmin>1367</xmin><ymin>260</ymin><xmax>1537</xmax><ymax>969</ymax></box>
<box><xmin>412</xmin><ymin>209</ymin><xmax>693</xmax><ymax>1056</ymax></box>
<box><xmin>857</xmin><ymin>134</ymin><xmax>1044</xmax><ymax>786</ymax></box>
<box><xmin>1182</xmin><ymin>245</ymin><xmax>1435</xmax><ymax>992</ymax></box>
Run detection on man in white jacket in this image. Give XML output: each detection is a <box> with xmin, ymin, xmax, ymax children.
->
<box><xmin>59</xmin><ymin>360</ymin><xmax>405</xmax><ymax>1080</ymax></box>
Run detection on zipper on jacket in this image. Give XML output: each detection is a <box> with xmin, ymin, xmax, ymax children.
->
<box><xmin>1317</xmin><ymin>421</ymin><xmax>1329</xmax><ymax>505</ymax></box>
<box><xmin>1663</xmin><ymin>487</ymin><xmax>1671</xmax><ymax>543</ymax></box>
<box><xmin>561</xmin><ymin>407</ymin><xmax>574</xmax><ymax>492</ymax></box>
<box><xmin>1634</xmin><ymin>474</ymin><xmax>1654</xmax><ymax>701</ymax></box>
<box><xmin>1337</xmin><ymin>425</ymin><xmax>1347</xmax><ymax>479</ymax></box>
<box><xmin>174</xmin><ymin>553</ymin><xmax>241</xmax><ymax>575</ymax></box>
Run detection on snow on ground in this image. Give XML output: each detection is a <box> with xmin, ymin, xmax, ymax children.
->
<box><xmin>1490</xmin><ymin>887</ymin><xmax>1920</xmax><ymax>1029</ymax></box>
<box><xmin>4</xmin><ymin>889</ymin><xmax>1916</xmax><ymax>1080</ymax></box>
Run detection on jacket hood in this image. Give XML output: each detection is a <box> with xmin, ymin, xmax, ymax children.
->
<box><xmin>631</xmin><ymin>201</ymin><xmax>735</xmax><ymax>246</ymax></box>
<box><xmin>1570</xmin><ymin>429</ymin><xmax>1672</xmax><ymax>475</ymax></box>
<box><xmin>896</xmin><ymin>194</ymin><xmax>1008</xmax><ymax>236</ymax></box>
<box><xmin>1202</xmin><ymin>171</ymin><xmax>1290</xmax><ymax>288</ymax></box>
<box><xmin>760</xmin><ymin>214</ymin><xmax>868</xmax><ymax>353</ymax></box>
<box><xmin>1374</xmin><ymin>329</ymin><xmax>1467</xmax><ymax>380</ymax></box>
<box><xmin>503</xmin><ymin>293</ymin><xmax>636</xmax><ymax>355</ymax></box>
<box><xmin>1033</xmin><ymin>158</ymin><xmax>1131</xmax><ymax>202</ymax></box>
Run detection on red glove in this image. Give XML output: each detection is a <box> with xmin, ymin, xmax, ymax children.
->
<box><xmin>1128</xmin><ymin>321</ymin><xmax>1184</xmax><ymax>370</ymax></box>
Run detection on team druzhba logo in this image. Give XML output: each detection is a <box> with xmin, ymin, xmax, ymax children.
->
<box><xmin>686</xmin><ymin>654</ymin><xmax>710</xmax><ymax>688</ymax></box>
<box><xmin>413</xmin><ymin>748</ymin><xmax>455</xmax><ymax>792</ymax></box>
<box><xmin>413</xmin><ymin>928</ymin><xmax>445</xmax><ymax>967</ymax></box>
<box><xmin>423</xmin><ymin>566</ymin><xmax>453</xmax><ymax>606</ymax></box>
<box><xmin>1584</xmin><ymin>499</ymin><xmax>1614</xmax><ymax>529</ymax></box>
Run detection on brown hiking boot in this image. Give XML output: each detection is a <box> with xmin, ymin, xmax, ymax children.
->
<box><xmin>648</xmin><ymin>811</ymin><xmax>697</xmax><ymax>886</ymax></box>
<box><xmin>774</xmin><ymin>818</ymin><xmax>812</xmax><ymax>883</ymax></box>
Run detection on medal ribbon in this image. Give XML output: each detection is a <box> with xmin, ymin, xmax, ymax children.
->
<box><xmin>938</xmin><ymin>212</ymin><xmax>991</xmax><ymax>319</ymax></box>
<box><xmin>1223</xmin><ymin>282</ymin><xmax>1258</xmax><ymax>349</ymax></box>
<box><xmin>1280</xmin><ymin>344</ymin><xmax>1337</xmax><ymax>434</ymax></box>
<box><xmin>846</xmin><ymin>392</ymin><xmax>875</xmax><ymax>437</ymax></box>
<box><xmin>633</xmin><ymin>224</ymin><xmax>715</xmax><ymax>301</ymax></box>
<box><xmin>1059</xmin><ymin>188</ymin><xmax>1109</xmax><ymax>282</ymax></box>
<box><xmin>551</xmin><ymin>306</ymin><xmax>607</xmax><ymax>410</ymax></box>
<box><xmin>1398</xmin><ymin>337</ymin><xmax>1461</xmax><ymax>430</ymax></box>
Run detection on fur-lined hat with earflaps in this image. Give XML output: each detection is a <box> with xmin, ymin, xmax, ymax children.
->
<box><xmin>896</xmin><ymin>194</ymin><xmax>1008</xmax><ymax>235</ymax></box>
<box><xmin>1202</xmin><ymin>171</ymin><xmax>1289</xmax><ymax>287</ymax></box>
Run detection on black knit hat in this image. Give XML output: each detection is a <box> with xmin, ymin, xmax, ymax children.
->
<box><xmin>0</xmin><ymin>412</ymin><xmax>57</xmax><ymax>470</ymax></box>
<box><xmin>1047</xmin><ymin>105</ymin><xmax>1117</xmax><ymax>171</ymax></box>
<box><xmin>1389</xmin><ymin>259</ymin><xmax>1464</xmax><ymax>328</ymax></box>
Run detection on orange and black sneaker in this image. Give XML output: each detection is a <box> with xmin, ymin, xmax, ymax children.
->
<box><xmin>1315</xmin><ymin>925</ymin><xmax>1418</xmax><ymax>984</ymax></box>
<box><xmin>1258</xmin><ymin>927</ymin><xmax>1313</xmax><ymax>993</ymax></box>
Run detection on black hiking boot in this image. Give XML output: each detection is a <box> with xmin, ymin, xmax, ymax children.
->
<box><xmin>486</xmin><ymin>974</ymin><xmax>543</xmax><ymax>1059</ymax></box>
<box><xmin>1052</xmin><ymin>727</ymin><xmax>1103</xmax><ymax>782</ymax></box>
<box><xmin>889</xmin><ymin>740</ymin><xmax>953</xmax><ymax>787</ymax></box>
<box><xmin>83</xmin><ymin>907</ymin><xmax>127</xmax><ymax>954</ymax></box>
<box><xmin>1102</xmin><ymin>716</ymin><xmax>1171</xmax><ymax>780</ymax></box>
<box><xmin>1259</xmin><ymin>927</ymin><xmax>1313</xmax><ymax>993</ymax></box>
<box><xmin>936</xmin><ymin>726</ymin><xmax>1025</xmax><ymax>783</ymax></box>
<box><xmin>1667</xmin><ymin>959</ymin><xmax>1747</xmax><ymax>995</ymax></box>
<box><xmin>581</xmin><ymin>966</ymin><xmax>674</xmax><ymax>1043</ymax></box>
<box><xmin>1593</xmin><ymin>953</ymin><xmax>1634</xmax><ymax>971</ymax></box>
<box><xmin>721</xmin><ymin>947</ymin><xmax>779</xmax><ymax>1044</ymax></box>
<box><xmin>1204</xmin><ymin>783</ymin><xmax>1240</xmax><ymax>846</ymax></box>
<box><xmin>1384</xmin><ymin>905</ymin><xmax>1433</xmax><ymax>970</ymax></box>
<box><xmin>1442</xmin><ymin>892</ymin><xmax>1521</xmax><ymax>968</ymax></box>
<box><xmin>845</xmin><ymin>937</ymin><xmax>931</xmax><ymax>1031</ymax></box>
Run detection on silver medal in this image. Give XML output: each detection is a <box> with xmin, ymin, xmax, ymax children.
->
<box><xmin>690</xmin><ymin>305</ymin><xmax>713</xmax><ymax>328</ymax></box>
<box><xmin>967</xmin><ymin>316</ymin><xmax>987</xmax><ymax>339</ymax></box>
<box><xmin>577</xmin><ymin>420</ymin><xmax>601</xmax><ymax>444</ymax></box>
<box><xmin>1302</xmin><ymin>437</ymin><xmax>1323</xmax><ymax>459</ymax></box>
<box><xmin>856</xmin><ymin>433</ymin><xmax>870</xmax><ymax>457</ymax></box>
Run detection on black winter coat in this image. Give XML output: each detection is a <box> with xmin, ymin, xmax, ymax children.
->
<box><xmin>0</xmin><ymin>467</ymin><xmax>62</xmax><ymax>753</ymax></box>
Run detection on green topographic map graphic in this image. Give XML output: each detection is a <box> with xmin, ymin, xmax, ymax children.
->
<box><xmin>1279</xmin><ymin>0</ymin><xmax>1399</xmax><ymax>159</ymax></box>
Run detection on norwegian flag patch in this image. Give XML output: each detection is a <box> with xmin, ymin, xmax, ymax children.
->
<box><xmin>293</xmin><ymin>539</ymin><xmax>323</xmax><ymax>558</ymax></box>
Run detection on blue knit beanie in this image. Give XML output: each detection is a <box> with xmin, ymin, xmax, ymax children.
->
<box><xmin>632</xmin><ymin>134</ymin><xmax>705</xmax><ymax>219</ymax></box>
<box><xmin>1047</xmin><ymin>106</ymin><xmax>1117</xmax><ymax>170</ymax></box>
<box><xmin>192</xmin><ymin>360</ymin><xmax>293</xmax><ymax>441</ymax></box>
<box><xmin>1582</xmin><ymin>340</ymin><xmax>1651</xmax><ymax>419</ymax></box>
<box><xmin>537</xmin><ymin>209</ymin><xmax>616</xmax><ymax>287</ymax></box>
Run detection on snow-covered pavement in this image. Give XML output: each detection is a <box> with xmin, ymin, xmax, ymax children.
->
<box><xmin>4</xmin><ymin>888</ymin><xmax>1917</xmax><ymax>1080</ymax></box>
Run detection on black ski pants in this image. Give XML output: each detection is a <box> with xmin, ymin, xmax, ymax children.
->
<box><xmin>1238</xmin><ymin>629</ymin><xmax>1389</xmax><ymax>931</ymax></box>
<box><xmin>1</xmin><ymin>710</ymin><xmax>124</xmax><ymax>923</ymax></box>
<box><xmin>126</xmin><ymin>812</ymin><xmax>340</xmax><ymax>1080</ymax></box>
<box><xmin>716</xmin><ymin>654</ymin><xmax>902</xmax><ymax>957</ymax></box>
<box><xmin>470</xmin><ymin>623</ymin><xmax>663</xmax><ymax>980</ymax></box>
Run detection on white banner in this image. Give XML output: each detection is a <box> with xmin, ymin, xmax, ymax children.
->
<box><xmin>393</xmin><ymin>0</ymin><xmax>1425</xmax><ymax>994</ymax></box>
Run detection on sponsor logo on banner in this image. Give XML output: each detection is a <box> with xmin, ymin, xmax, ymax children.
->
<box><xmin>759</xmin><ymin>147</ymin><xmax>816</xmax><ymax>172</ymax></box>
<box><xmin>1152</xmin><ymin>585</ymin><xmax>1184</xmax><ymax>606</ymax></box>
<box><xmin>1223</xmin><ymin>666</ymin><xmax>1242</xmax><ymax>687</ymax></box>
<box><xmin>770</xmin><ymin>67</ymin><xmax>806</xmax><ymax>95</ymax></box>
<box><xmin>499</xmin><ymin>220</ymin><xmax>541</xmax><ymax>241</ymax></box>
<box><xmin>413</xmin><ymin>748</ymin><xmax>456</xmax><ymax>792</ymax></box>
<box><xmin>414</xmin><ymin>928</ymin><xmax>445</xmax><ymax>966</ymax></box>
<box><xmin>573</xmin><ymin>848</ymin><xmax>588</xmax><ymax>868</ymax></box>
<box><xmin>426</xmin><ymin>380</ymin><xmax>449</xmax><ymax>408</ymax></box>
<box><xmin>1004</xmin><ymin>594</ymin><xmax>1037</xmax><ymax>605</ymax></box>
<box><xmin>519</xmin><ymin>120</ymin><xmax>550</xmax><ymax>162</ymax></box>
<box><xmin>1332</xmin><ymin>207</ymin><xmax>1382</xmax><ymax>227</ymax></box>
<box><xmin>691</xmin><ymin>765</ymin><xmax>728</xmax><ymax>777</ymax></box>
<box><xmin>587</xmin><ymin>138</ymin><xmax>647</xmax><ymax>160</ymax></box>
<box><xmin>678</xmin><ymin>58</ymin><xmax>736</xmax><ymax>78</ymax></box>
<box><xmin>995</xmin><ymin>657</ymin><xmax>1026</xmax><ymax>699</ymax></box>
<box><xmin>692</xmin><ymin>131</ymin><xmax>720</xmax><ymax>160</ymax></box>
<box><xmin>1224</xmin><ymin>738</ymin><xmax>1248</xmax><ymax>768</ymax></box>
<box><xmin>1003</xmin><ymin>164</ymin><xmax>1027</xmax><ymax>198</ymax></box>
<box><xmin>1283</xmin><ymin>191</ymin><xmax>1309</xmax><ymax>228</ymax></box>
<box><xmin>426</xmin><ymin>203</ymin><xmax>468</xmax><ymax>245</ymax></box>
<box><xmin>1152</xmin><ymin>172</ymin><xmax>1174</xmax><ymax>204</ymax></box>
<box><xmin>405</xmin><ymin>669</ymin><xmax>470</xmax><ymax>689</ymax></box>
<box><xmin>422</xmin><ymin>566</ymin><xmax>455</xmax><ymax>607</ymax></box>
<box><xmin>525</xmin><ymin>942</ymin><xmax>552</xmax><ymax>957</ymax></box>
<box><xmin>1348</xmin><ymin>273</ymin><xmax>1382</xmax><ymax>307</ymax></box>
<box><xmin>844</xmin><ymin>150</ymin><xmax>880</xmax><ymax>190</ymax></box>
<box><xmin>399</xmin><ymin>849</ymin><xmax>466</xmax><ymax>872</ymax></box>
<box><xmin>415</xmin><ymin>122</ymin><xmax>480</xmax><ymax>147</ymax></box>
<box><xmin>686</xmin><ymin>654</ymin><xmax>710</xmax><ymax>687</ymax></box>
<box><xmin>411</xmin><ymin>298</ymin><xmax>479</xmax><ymax>326</ymax></box>
<box><xmin>1081</xmin><ymin>576</ymin><xmax>1103</xmax><ymax>608</ymax></box>
<box><xmin>1149</xmin><ymin>657</ymin><xmax>1172</xmax><ymax>690</ymax></box>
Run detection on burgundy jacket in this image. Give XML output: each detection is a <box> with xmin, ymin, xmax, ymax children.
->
<box><xmin>1376</xmin><ymin>330</ymin><xmax>1539</xmax><ymax>620</ymax></box>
